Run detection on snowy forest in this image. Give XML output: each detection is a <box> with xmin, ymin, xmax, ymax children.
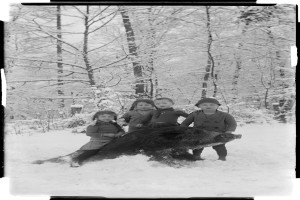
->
<box><xmin>5</xmin><ymin>5</ymin><xmax>296</xmax><ymax>131</ymax></box>
<box><xmin>4</xmin><ymin>4</ymin><xmax>297</xmax><ymax>129</ymax></box>
<box><xmin>3</xmin><ymin>4</ymin><xmax>297</xmax><ymax>197</ymax></box>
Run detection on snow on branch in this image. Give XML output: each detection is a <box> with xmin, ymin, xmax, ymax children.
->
<box><xmin>32</xmin><ymin>19</ymin><xmax>81</xmax><ymax>52</ymax></box>
<box><xmin>87</xmin><ymin>36</ymin><xmax>121</xmax><ymax>53</ymax></box>
<box><xmin>88</xmin><ymin>8</ymin><xmax>118</xmax><ymax>27</ymax></box>
<box><xmin>14</xmin><ymin>65</ymin><xmax>87</xmax><ymax>75</ymax></box>
<box><xmin>6</xmin><ymin>57</ymin><xmax>86</xmax><ymax>70</ymax></box>
<box><xmin>88</xmin><ymin>11</ymin><xmax>118</xmax><ymax>34</ymax></box>
<box><xmin>7</xmin><ymin>79</ymin><xmax>89</xmax><ymax>83</ymax></box>
<box><xmin>87</xmin><ymin>6</ymin><xmax>110</xmax><ymax>23</ymax></box>
<box><xmin>90</xmin><ymin>55</ymin><xmax>129</xmax><ymax>71</ymax></box>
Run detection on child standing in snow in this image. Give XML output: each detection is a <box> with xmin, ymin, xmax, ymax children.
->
<box><xmin>180</xmin><ymin>98</ymin><xmax>237</xmax><ymax>161</ymax></box>
<box><xmin>119</xmin><ymin>99</ymin><xmax>156</xmax><ymax>133</ymax></box>
<box><xmin>137</xmin><ymin>97</ymin><xmax>189</xmax><ymax>128</ymax></box>
<box><xmin>70</xmin><ymin>110</ymin><xmax>125</xmax><ymax>167</ymax></box>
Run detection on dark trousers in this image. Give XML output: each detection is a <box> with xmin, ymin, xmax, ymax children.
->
<box><xmin>193</xmin><ymin>144</ymin><xmax>227</xmax><ymax>158</ymax></box>
<box><xmin>72</xmin><ymin>149</ymin><xmax>99</xmax><ymax>163</ymax></box>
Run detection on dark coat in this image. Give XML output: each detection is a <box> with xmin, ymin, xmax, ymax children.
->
<box><xmin>80</xmin><ymin>121</ymin><xmax>125</xmax><ymax>150</ymax></box>
<box><xmin>140</xmin><ymin>108</ymin><xmax>189</xmax><ymax>126</ymax></box>
<box><xmin>121</xmin><ymin>110</ymin><xmax>153</xmax><ymax>133</ymax></box>
<box><xmin>180</xmin><ymin>110</ymin><xmax>237</xmax><ymax>132</ymax></box>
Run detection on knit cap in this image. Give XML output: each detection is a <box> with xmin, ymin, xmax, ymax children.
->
<box><xmin>129</xmin><ymin>99</ymin><xmax>156</xmax><ymax>111</ymax></box>
<box><xmin>92</xmin><ymin>110</ymin><xmax>118</xmax><ymax>120</ymax></box>
<box><xmin>195</xmin><ymin>98</ymin><xmax>221</xmax><ymax>107</ymax></box>
<box><xmin>155</xmin><ymin>97</ymin><xmax>174</xmax><ymax>104</ymax></box>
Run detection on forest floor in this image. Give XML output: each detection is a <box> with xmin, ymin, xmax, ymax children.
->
<box><xmin>4</xmin><ymin>122</ymin><xmax>296</xmax><ymax>198</ymax></box>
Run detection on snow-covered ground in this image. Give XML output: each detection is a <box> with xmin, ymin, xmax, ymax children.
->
<box><xmin>4</xmin><ymin>122</ymin><xmax>295</xmax><ymax>197</ymax></box>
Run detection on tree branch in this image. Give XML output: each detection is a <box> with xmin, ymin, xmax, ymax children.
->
<box><xmin>87</xmin><ymin>6</ymin><xmax>110</xmax><ymax>23</ymax></box>
<box><xmin>90</xmin><ymin>55</ymin><xmax>129</xmax><ymax>71</ymax></box>
<box><xmin>87</xmin><ymin>36</ymin><xmax>120</xmax><ymax>53</ymax></box>
<box><xmin>32</xmin><ymin>19</ymin><xmax>81</xmax><ymax>52</ymax></box>
<box><xmin>7</xmin><ymin>57</ymin><xmax>86</xmax><ymax>70</ymax></box>
<box><xmin>13</xmin><ymin>64</ymin><xmax>87</xmax><ymax>75</ymax></box>
<box><xmin>88</xmin><ymin>11</ymin><xmax>118</xmax><ymax>34</ymax></box>
<box><xmin>7</xmin><ymin>79</ymin><xmax>89</xmax><ymax>83</ymax></box>
<box><xmin>88</xmin><ymin>9</ymin><xmax>118</xmax><ymax>27</ymax></box>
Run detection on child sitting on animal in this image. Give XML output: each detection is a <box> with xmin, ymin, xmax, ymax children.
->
<box><xmin>70</xmin><ymin>110</ymin><xmax>125</xmax><ymax>167</ymax></box>
<box><xmin>180</xmin><ymin>98</ymin><xmax>237</xmax><ymax>161</ymax></box>
<box><xmin>136</xmin><ymin>97</ymin><xmax>189</xmax><ymax>128</ymax></box>
<box><xmin>119</xmin><ymin>99</ymin><xmax>156</xmax><ymax>133</ymax></box>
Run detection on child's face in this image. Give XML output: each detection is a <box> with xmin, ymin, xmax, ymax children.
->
<box><xmin>136</xmin><ymin>102</ymin><xmax>154</xmax><ymax>110</ymax></box>
<box><xmin>97</xmin><ymin>114</ymin><xmax>115</xmax><ymax>122</ymax></box>
<box><xmin>154</xmin><ymin>99</ymin><xmax>174</xmax><ymax>109</ymax></box>
<box><xmin>199</xmin><ymin>103</ymin><xmax>219</xmax><ymax>111</ymax></box>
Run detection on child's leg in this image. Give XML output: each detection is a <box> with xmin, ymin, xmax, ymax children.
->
<box><xmin>212</xmin><ymin>144</ymin><xmax>227</xmax><ymax>160</ymax></box>
<box><xmin>72</xmin><ymin>149</ymin><xmax>99</xmax><ymax>164</ymax></box>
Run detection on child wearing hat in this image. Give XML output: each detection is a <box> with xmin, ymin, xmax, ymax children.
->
<box><xmin>120</xmin><ymin>99</ymin><xmax>156</xmax><ymax>133</ymax></box>
<box><xmin>137</xmin><ymin>97</ymin><xmax>189</xmax><ymax>128</ymax></box>
<box><xmin>70</xmin><ymin>110</ymin><xmax>125</xmax><ymax>167</ymax></box>
<box><xmin>180</xmin><ymin>98</ymin><xmax>237</xmax><ymax>161</ymax></box>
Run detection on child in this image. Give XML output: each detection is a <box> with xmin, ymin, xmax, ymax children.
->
<box><xmin>119</xmin><ymin>99</ymin><xmax>156</xmax><ymax>133</ymax></box>
<box><xmin>180</xmin><ymin>98</ymin><xmax>237</xmax><ymax>161</ymax></box>
<box><xmin>70</xmin><ymin>110</ymin><xmax>125</xmax><ymax>167</ymax></box>
<box><xmin>137</xmin><ymin>97</ymin><xmax>189</xmax><ymax>128</ymax></box>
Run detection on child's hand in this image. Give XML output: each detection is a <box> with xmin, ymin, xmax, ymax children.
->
<box><xmin>117</xmin><ymin>118</ymin><xmax>128</xmax><ymax>126</ymax></box>
<box><xmin>115</xmin><ymin>132</ymin><xmax>124</xmax><ymax>137</ymax></box>
<box><xmin>225</xmin><ymin>131</ymin><xmax>233</xmax><ymax>134</ymax></box>
<box><xmin>136</xmin><ymin>124</ymin><xmax>143</xmax><ymax>127</ymax></box>
<box><xmin>102</xmin><ymin>133</ymin><xmax>116</xmax><ymax>137</ymax></box>
<box><xmin>90</xmin><ymin>119</ymin><xmax>98</xmax><ymax>126</ymax></box>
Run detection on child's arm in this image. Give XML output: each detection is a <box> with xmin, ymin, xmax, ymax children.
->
<box><xmin>121</xmin><ymin>112</ymin><xmax>131</xmax><ymax>123</ymax></box>
<box><xmin>176</xmin><ymin>110</ymin><xmax>189</xmax><ymax>118</ymax></box>
<box><xmin>86</xmin><ymin>121</ymin><xmax>99</xmax><ymax>137</ymax></box>
<box><xmin>102</xmin><ymin>122</ymin><xmax>125</xmax><ymax>137</ymax></box>
<box><xmin>180</xmin><ymin>113</ymin><xmax>195</xmax><ymax>127</ymax></box>
<box><xmin>225</xmin><ymin>113</ymin><xmax>237</xmax><ymax>133</ymax></box>
<box><xmin>137</xmin><ymin>111</ymin><xmax>153</xmax><ymax>126</ymax></box>
<box><xmin>117</xmin><ymin>118</ymin><xmax>128</xmax><ymax>126</ymax></box>
<box><xmin>102</xmin><ymin>131</ymin><xmax>124</xmax><ymax>138</ymax></box>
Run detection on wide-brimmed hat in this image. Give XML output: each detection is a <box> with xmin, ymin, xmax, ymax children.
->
<box><xmin>195</xmin><ymin>98</ymin><xmax>221</xmax><ymax>107</ymax></box>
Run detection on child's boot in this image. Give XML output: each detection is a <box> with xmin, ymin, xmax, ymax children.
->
<box><xmin>192</xmin><ymin>148</ymin><xmax>204</xmax><ymax>161</ymax></box>
<box><xmin>70</xmin><ymin>159</ymin><xmax>81</xmax><ymax>167</ymax></box>
<box><xmin>218</xmin><ymin>156</ymin><xmax>226</xmax><ymax>161</ymax></box>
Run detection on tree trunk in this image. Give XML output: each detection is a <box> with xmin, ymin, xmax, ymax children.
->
<box><xmin>201</xmin><ymin>6</ymin><xmax>213</xmax><ymax>99</ymax></box>
<box><xmin>146</xmin><ymin>7</ymin><xmax>157</xmax><ymax>99</ymax></box>
<box><xmin>119</xmin><ymin>6</ymin><xmax>144</xmax><ymax>96</ymax></box>
<box><xmin>231</xmin><ymin>53</ymin><xmax>242</xmax><ymax>102</ymax></box>
<box><xmin>57</xmin><ymin>5</ymin><xmax>64</xmax><ymax>108</ymax></box>
<box><xmin>83</xmin><ymin>6</ymin><xmax>96</xmax><ymax>86</ymax></box>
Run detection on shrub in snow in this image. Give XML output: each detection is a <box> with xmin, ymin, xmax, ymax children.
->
<box><xmin>230</xmin><ymin>108</ymin><xmax>274</xmax><ymax>125</ymax></box>
<box><xmin>66</xmin><ymin>117</ymin><xmax>86</xmax><ymax>128</ymax></box>
<box><xmin>71</xmin><ymin>126</ymin><xmax>87</xmax><ymax>133</ymax></box>
<box><xmin>6</xmin><ymin>121</ymin><xmax>40</xmax><ymax>135</ymax></box>
<box><xmin>65</xmin><ymin>113</ymin><xmax>94</xmax><ymax>128</ymax></box>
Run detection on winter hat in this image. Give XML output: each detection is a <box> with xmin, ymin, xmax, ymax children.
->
<box><xmin>155</xmin><ymin>97</ymin><xmax>174</xmax><ymax>104</ymax></box>
<box><xmin>195</xmin><ymin>98</ymin><xmax>221</xmax><ymax>107</ymax></box>
<box><xmin>129</xmin><ymin>99</ymin><xmax>156</xmax><ymax>111</ymax></box>
<box><xmin>92</xmin><ymin>110</ymin><xmax>118</xmax><ymax>120</ymax></box>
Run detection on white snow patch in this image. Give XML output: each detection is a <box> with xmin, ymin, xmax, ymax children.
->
<box><xmin>4</xmin><ymin>123</ymin><xmax>295</xmax><ymax>197</ymax></box>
